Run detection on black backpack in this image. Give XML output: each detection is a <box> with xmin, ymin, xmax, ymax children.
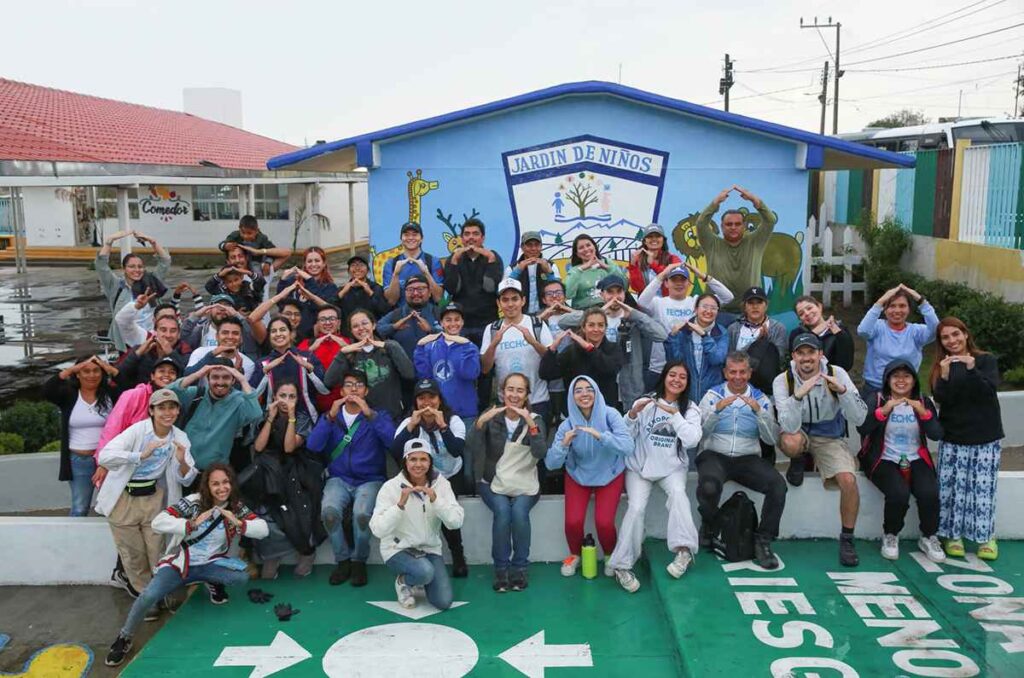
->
<box><xmin>712</xmin><ymin>491</ymin><xmax>758</xmax><ymax>562</ymax></box>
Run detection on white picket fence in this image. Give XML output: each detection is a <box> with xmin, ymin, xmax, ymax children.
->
<box><xmin>801</xmin><ymin>203</ymin><xmax>867</xmax><ymax>308</ymax></box>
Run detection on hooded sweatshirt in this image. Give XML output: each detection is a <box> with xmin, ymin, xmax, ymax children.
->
<box><xmin>370</xmin><ymin>469</ymin><xmax>464</xmax><ymax>562</ymax></box>
<box><xmin>773</xmin><ymin>358</ymin><xmax>868</xmax><ymax>438</ymax></box>
<box><xmin>624</xmin><ymin>397</ymin><xmax>702</xmax><ymax>480</ymax></box>
<box><xmin>857</xmin><ymin>359</ymin><xmax>942</xmax><ymax>478</ymax></box>
<box><xmin>545</xmin><ymin>376</ymin><xmax>633</xmax><ymax>486</ymax></box>
<box><xmin>413</xmin><ymin>336</ymin><xmax>482</xmax><ymax>418</ymax></box>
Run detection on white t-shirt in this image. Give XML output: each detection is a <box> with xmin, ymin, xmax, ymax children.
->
<box><xmin>735</xmin><ymin>323</ymin><xmax>761</xmax><ymax>352</ymax></box>
<box><xmin>642</xmin><ymin>295</ymin><xmax>697</xmax><ymax>373</ymax></box>
<box><xmin>605</xmin><ymin>314</ymin><xmax>623</xmax><ymax>344</ymax></box>
<box><xmin>342</xmin><ymin>408</ymin><xmax>359</xmax><ymax>429</ymax></box>
<box><xmin>68</xmin><ymin>394</ymin><xmax>108</xmax><ymax>450</ymax></box>
<box><xmin>186</xmin><ymin>346</ymin><xmax>256</xmax><ymax>382</ymax></box>
<box><xmin>882</xmin><ymin>402</ymin><xmax>920</xmax><ymax>463</ymax></box>
<box><xmin>482</xmin><ymin>315</ymin><xmax>554</xmax><ymax>405</ymax></box>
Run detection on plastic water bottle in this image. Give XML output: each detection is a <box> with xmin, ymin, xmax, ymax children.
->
<box><xmin>581</xmin><ymin>533</ymin><xmax>598</xmax><ymax>579</ymax></box>
<box><xmin>899</xmin><ymin>454</ymin><xmax>911</xmax><ymax>484</ymax></box>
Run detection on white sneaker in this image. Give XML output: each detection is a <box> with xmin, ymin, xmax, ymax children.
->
<box><xmin>395</xmin><ymin>575</ymin><xmax>416</xmax><ymax>609</ymax></box>
<box><xmin>604</xmin><ymin>562</ymin><xmax>614</xmax><ymax>578</ymax></box>
<box><xmin>881</xmin><ymin>534</ymin><xmax>900</xmax><ymax>560</ymax></box>
<box><xmin>614</xmin><ymin>569</ymin><xmax>640</xmax><ymax>593</ymax></box>
<box><xmin>918</xmin><ymin>535</ymin><xmax>946</xmax><ymax>563</ymax></box>
<box><xmin>666</xmin><ymin>549</ymin><xmax>693</xmax><ymax>579</ymax></box>
<box><xmin>560</xmin><ymin>555</ymin><xmax>580</xmax><ymax>577</ymax></box>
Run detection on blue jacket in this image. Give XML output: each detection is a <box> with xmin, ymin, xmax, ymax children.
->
<box><xmin>664</xmin><ymin>323</ymin><xmax>728</xmax><ymax>402</ymax></box>
<box><xmin>378</xmin><ymin>302</ymin><xmax>442</xmax><ymax>360</ymax></box>
<box><xmin>413</xmin><ymin>336</ymin><xmax>481</xmax><ymax>418</ymax></box>
<box><xmin>306</xmin><ymin>410</ymin><xmax>396</xmax><ymax>486</ymax></box>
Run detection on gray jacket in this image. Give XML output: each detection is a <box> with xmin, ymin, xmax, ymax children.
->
<box><xmin>96</xmin><ymin>252</ymin><xmax>171</xmax><ymax>351</ymax></box>
<box><xmin>559</xmin><ymin>307</ymin><xmax>668</xmax><ymax>407</ymax></box>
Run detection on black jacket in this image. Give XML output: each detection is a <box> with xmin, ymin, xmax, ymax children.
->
<box><xmin>788</xmin><ymin>324</ymin><xmax>855</xmax><ymax>371</ymax></box>
<box><xmin>443</xmin><ymin>253</ymin><xmax>504</xmax><ymax>328</ymax></box>
<box><xmin>932</xmin><ymin>353</ymin><xmax>1003</xmax><ymax>445</ymax></box>
<box><xmin>337</xmin><ymin>280</ymin><xmax>391</xmax><ymax>331</ymax></box>
<box><xmin>115</xmin><ymin>345</ymin><xmax>190</xmax><ymax>389</ymax></box>
<box><xmin>539</xmin><ymin>339</ymin><xmax>626</xmax><ymax>408</ymax></box>
<box><xmin>42</xmin><ymin>374</ymin><xmax>121</xmax><ymax>482</ymax></box>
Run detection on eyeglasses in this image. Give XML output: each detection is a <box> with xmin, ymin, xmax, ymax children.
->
<box><xmin>544</xmin><ymin>290</ymin><xmax>565</xmax><ymax>298</ymax></box>
<box><xmin>696</xmin><ymin>304</ymin><xmax>719</xmax><ymax>311</ymax></box>
<box><xmin>318</xmin><ymin>316</ymin><xmax>339</xmax><ymax>323</ymax></box>
<box><xmin>282</xmin><ymin>311</ymin><xmax>302</xmax><ymax>318</ymax></box>
<box><xmin>342</xmin><ymin>381</ymin><xmax>363</xmax><ymax>388</ymax></box>
<box><xmin>406</xmin><ymin>286</ymin><xmax>429</xmax><ymax>293</ymax></box>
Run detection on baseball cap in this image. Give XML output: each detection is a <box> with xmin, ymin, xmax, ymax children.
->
<box><xmin>400</xmin><ymin>222</ymin><xmax>423</xmax><ymax>235</ymax></box>
<box><xmin>643</xmin><ymin>223</ymin><xmax>665</xmax><ymax>237</ymax></box>
<box><xmin>347</xmin><ymin>254</ymin><xmax>369</xmax><ymax>267</ymax></box>
<box><xmin>403</xmin><ymin>438</ymin><xmax>433</xmax><ymax>459</ymax></box>
<box><xmin>413</xmin><ymin>378</ymin><xmax>441</xmax><ymax>397</ymax></box>
<box><xmin>743</xmin><ymin>286</ymin><xmax>768</xmax><ymax>302</ymax></box>
<box><xmin>597</xmin><ymin>274</ymin><xmax>626</xmax><ymax>291</ymax></box>
<box><xmin>209</xmin><ymin>294</ymin><xmax>237</xmax><ymax>307</ymax></box>
<box><xmin>498</xmin><ymin>278</ymin><xmax>523</xmax><ymax>294</ymax></box>
<box><xmin>405</xmin><ymin>274</ymin><xmax>429</xmax><ymax>288</ymax></box>
<box><xmin>152</xmin><ymin>355</ymin><xmax>182</xmax><ymax>376</ymax></box>
<box><xmin>520</xmin><ymin>231</ymin><xmax>542</xmax><ymax>245</ymax></box>
<box><xmin>149</xmin><ymin>388</ymin><xmax>180</xmax><ymax>407</ymax></box>
<box><xmin>667</xmin><ymin>265</ymin><xmax>690</xmax><ymax>279</ymax></box>
<box><xmin>439</xmin><ymin>303</ymin><xmax>464</xmax><ymax>319</ymax></box>
<box><xmin>791</xmin><ymin>332</ymin><xmax>823</xmax><ymax>351</ymax></box>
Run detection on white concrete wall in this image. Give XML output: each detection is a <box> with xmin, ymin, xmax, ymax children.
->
<box><xmin>22</xmin><ymin>186</ymin><xmax>76</xmax><ymax>246</ymax></box>
<box><xmin>3</xmin><ymin>473</ymin><xmax>1023</xmax><ymax>585</ymax></box>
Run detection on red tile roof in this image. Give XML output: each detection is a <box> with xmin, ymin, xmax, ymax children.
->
<box><xmin>0</xmin><ymin>78</ymin><xmax>298</xmax><ymax>170</ymax></box>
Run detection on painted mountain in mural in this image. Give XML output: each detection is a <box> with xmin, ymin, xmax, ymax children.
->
<box><xmin>537</xmin><ymin>218</ymin><xmax>645</xmax><ymax>261</ymax></box>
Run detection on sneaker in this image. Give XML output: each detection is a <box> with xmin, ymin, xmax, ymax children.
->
<box><xmin>105</xmin><ymin>634</ymin><xmax>132</xmax><ymax>667</ymax></box>
<box><xmin>207</xmin><ymin>583</ymin><xmax>229</xmax><ymax>605</ymax></box>
<box><xmin>124</xmin><ymin>579</ymin><xmax>141</xmax><ymax>600</ymax></box>
<box><xmin>144</xmin><ymin>606</ymin><xmax>160</xmax><ymax>622</ymax></box>
<box><xmin>977</xmin><ymin>539</ymin><xmax>999</xmax><ymax>561</ymax></box>
<box><xmin>753</xmin><ymin>536</ymin><xmax>779</xmax><ymax>570</ymax></box>
<box><xmin>918</xmin><ymin>535</ymin><xmax>946</xmax><ymax>563</ymax></box>
<box><xmin>109</xmin><ymin>565</ymin><xmax>129</xmax><ymax>591</ymax></box>
<box><xmin>329</xmin><ymin>560</ymin><xmax>352</xmax><ymax>586</ymax></box>
<box><xmin>881</xmin><ymin>534</ymin><xmax>900</xmax><ymax>560</ymax></box>
<box><xmin>839</xmin><ymin>534</ymin><xmax>859</xmax><ymax>567</ymax></box>
<box><xmin>350</xmin><ymin>561</ymin><xmax>368</xmax><ymax>587</ymax></box>
<box><xmin>666</xmin><ymin>549</ymin><xmax>693</xmax><ymax>579</ymax></box>
<box><xmin>785</xmin><ymin>455</ymin><xmax>806</xmax><ymax>487</ymax></box>
<box><xmin>294</xmin><ymin>553</ymin><xmax>315</xmax><ymax>577</ymax></box>
<box><xmin>614</xmin><ymin>568</ymin><xmax>640</xmax><ymax>593</ymax></box>
<box><xmin>604</xmin><ymin>561</ymin><xmax>614</xmax><ymax>578</ymax></box>
<box><xmin>943</xmin><ymin>538</ymin><xmax>966</xmax><ymax>558</ymax></box>
<box><xmin>493</xmin><ymin>569</ymin><xmax>509</xmax><ymax>593</ymax></box>
<box><xmin>412</xmin><ymin>585</ymin><xmax>426</xmax><ymax>598</ymax></box>
<box><xmin>510</xmin><ymin>569</ymin><xmax>528</xmax><ymax>592</ymax></box>
<box><xmin>395</xmin><ymin>575</ymin><xmax>416</xmax><ymax>609</ymax></box>
<box><xmin>560</xmin><ymin>555</ymin><xmax>580</xmax><ymax>577</ymax></box>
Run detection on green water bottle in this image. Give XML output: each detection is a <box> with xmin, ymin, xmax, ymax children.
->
<box><xmin>581</xmin><ymin>533</ymin><xmax>598</xmax><ymax>579</ymax></box>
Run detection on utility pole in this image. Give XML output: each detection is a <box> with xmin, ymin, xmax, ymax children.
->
<box><xmin>818</xmin><ymin>61</ymin><xmax>830</xmax><ymax>135</ymax></box>
<box><xmin>801</xmin><ymin>17</ymin><xmax>842</xmax><ymax>134</ymax></box>
<box><xmin>719</xmin><ymin>53</ymin><xmax>735</xmax><ymax>111</ymax></box>
<box><xmin>1015</xmin><ymin>62</ymin><xmax>1022</xmax><ymax>117</ymax></box>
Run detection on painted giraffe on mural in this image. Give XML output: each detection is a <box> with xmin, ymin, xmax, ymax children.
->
<box><xmin>370</xmin><ymin>170</ymin><xmax>439</xmax><ymax>283</ymax></box>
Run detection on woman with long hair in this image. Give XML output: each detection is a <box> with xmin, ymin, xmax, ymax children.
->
<box><xmin>607</xmin><ymin>361</ymin><xmax>702</xmax><ymax>592</ymax></box>
<box><xmin>96</xmin><ymin>230</ymin><xmax>172</xmax><ymax>351</ymax></box>
<box><xmin>627</xmin><ymin>223</ymin><xmax>681</xmax><ymax>296</ymax></box>
<box><xmin>370</xmin><ymin>438</ymin><xmax>465</xmax><ymax>611</ymax></box>
<box><xmin>857</xmin><ymin>283</ymin><xmax>939</xmax><ymax>396</ymax></box>
<box><xmin>43</xmin><ymin>355</ymin><xmax>121</xmax><ymax>516</ymax></box>
<box><xmin>929</xmin><ymin>317</ymin><xmax>1004</xmax><ymax>561</ymax></box>
<box><xmin>790</xmin><ymin>295</ymin><xmax>855</xmax><ymax>370</ymax></box>
<box><xmin>277</xmin><ymin>246</ymin><xmax>339</xmax><ymax>336</ymax></box>
<box><xmin>251</xmin><ymin>316</ymin><xmax>328</xmax><ymax>420</ymax></box>
<box><xmin>471</xmin><ymin>373</ymin><xmax>548</xmax><ymax>592</ymax></box>
<box><xmin>563</xmin><ymin>234</ymin><xmax>627</xmax><ymax>309</ymax></box>
<box><xmin>665</xmin><ymin>293</ymin><xmax>729</xmax><ymax>401</ymax></box>
<box><xmin>540</xmin><ymin>307</ymin><xmax>626</xmax><ymax>410</ymax></box>
<box><xmin>104</xmin><ymin>463</ymin><xmax>268</xmax><ymax>667</ymax></box>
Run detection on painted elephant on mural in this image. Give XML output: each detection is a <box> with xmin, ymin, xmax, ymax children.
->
<box><xmin>672</xmin><ymin>209</ymin><xmax>803</xmax><ymax>313</ymax></box>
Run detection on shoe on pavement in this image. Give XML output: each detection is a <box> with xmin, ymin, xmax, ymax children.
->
<box><xmin>395</xmin><ymin>575</ymin><xmax>416</xmax><ymax>609</ymax></box>
<box><xmin>839</xmin><ymin>534</ymin><xmax>859</xmax><ymax>567</ymax></box>
<box><xmin>943</xmin><ymin>538</ymin><xmax>965</xmax><ymax>558</ymax></box>
<box><xmin>350</xmin><ymin>561</ymin><xmax>368</xmax><ymax>587</ymax></box>
<box><xmin>666</xmin><ymin>549</ymin><xmax>693</xmax><ymax>579</ymax></box>
<box><xmin>614</xmin><ymin>568</ymin><xmax>640</xmax><ymax>593</ymax></box>
<box><xmin>881</xmin><ymin>534</ymin><xmax>900</xmax><ymax>560</ymax></box>
<box><xmin>493</xmin><ymin>569</ymin><xmax>509</xmax><ymax>593</ymax></box>
<box><xmin>699</xmin><ymin>522</ymin><xmax>715</xmax><ymax>550</ymax></box>
<box><xmin>451</xmin><ymin>553</ymin><xmax>469</xmax><ymax>578</ymax></box>
<box><xmin>105</xmin><ymin>634</ymin><xmax>132</xmax><ymax>667</ymax></box>
<box><xmin>560</xmin><ymin>555</ymin><xmax>580</xmax><ymax>577</ymax></box>
<box><xmin>604</xmin><ymin>561</ymin><xmax>614</xmax><ymax>578</ymax></box>
<box><xmin>143</xmin><ymin>606</ymin><xmax>160</xmax><ymax>622</ymax></box>
<box><xmin>977</xmin><ymin>539</ymin><xmax>999</xmax><ymax>561</ymax></box>
<box><xmin>754</xmin><ymin>536</ymin><xmax>779</xmax><ymax>570</ymax></box>
<box><xmin>510</xmin><ymin>569</ymin><xmax>528</xmax><ymax>592</ymax></box>
<box><xmin>785</xmin><ymin>455</ymin><xmax>806</xmax><ymax>487</ymax></box>
<box><xmin>260</xmin><ymin>558</ymin><xmax>281</xmax><ymax>581</ymax></box>
<box><xmin>294</xmin><ymin>553</ymin><xmax>315</xmax><ymax>577</ymax></box>
<box><xmin>207</xmin><ymin>583</ymin><xmax>229</xmax><ymax>605</ymax></box>
<box><xmin>329</xmin><ymin>560</ymin><xmax>352</xmax><ymax>586</ymax></box>
<box><xmin>918</xmin><ymin>535</ymin><xmax>945</xmax><ymax>563</ymax></box>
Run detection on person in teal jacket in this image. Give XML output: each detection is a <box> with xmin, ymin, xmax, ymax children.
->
<box><xmin>545</xmin><ymin>375</ymin><xmax>633</xmax><ymax>577</ymax></box>
<box><xmin>563</xmin><ymin>234</ymin><xmax>627</xmax><ymax>309</ymax></box>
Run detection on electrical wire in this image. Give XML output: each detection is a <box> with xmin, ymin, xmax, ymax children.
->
<box><xmin>843</xmin><ymin>22</ymin><xmax>1024</xmax><ymax>66</ymax></box>
<box><xmin>846</xmin><ymin>53</ymin><xmax>1024</xmax><ymax>73</ymax></box>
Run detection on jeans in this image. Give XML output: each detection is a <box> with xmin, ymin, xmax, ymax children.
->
<box><xmin>69</xmin><ymin>453</ymin><xmax>96</xmax><ymax>517</ymax></box>
<box><xmin>385</xmin><ymin>551</ymin><xmax>453</xmax><ymax>610</ymax></box>
<box><xmin>696</xmin><ymin>451</ymin><xmax>788</xmax><ymax>539</ymax></box>
<box><xmin>121</xmin><ymin>563</ymin><xmax>249</xmax><ymax>638</ymax></box>
<box><xmin>478</xmin><ymin>481</ymin><xmax>539</xmax><ymax>571</ymax></box>
<box><xmin>322</xmin><ymin>477</ymin><xmax>382</xmax><ymax>562</ymax></box>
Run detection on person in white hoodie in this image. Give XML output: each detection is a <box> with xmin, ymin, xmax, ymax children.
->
<box><xmin>607</xmin><ymin>360</ymin><xmax>703</xmax><ymax>593</ymax></box>
<box><xmin>370</xmin><ymin>438</ymin><xmax>465</xmax><ymax>611</ymax></box>
<box><xmin>96</xmin><ymin>388</ymin><xmax>197</xmax><ymax>597</ymax></box>
<box><xmin>105</xmin><ymin>463</ymin><xmax>268</xmax><ymax>667</ymax></box>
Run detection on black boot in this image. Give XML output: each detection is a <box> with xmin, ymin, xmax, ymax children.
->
<box><xmin>786</xmin><ymin>454</ymin><xmax>806</xmax><ymax>487</ymax></box>
<box><xmin>839</xmin><ymin>533</ymin><xmax>860</xmax><ymax>567</ymax></box>
<box><xmin>350</xmin><ymin>561</ymin><xmax>368</xmax><ymax>587</ymax></box>
<box><xmin>699</xmin><ymin>521</ymin><xmax>715</xmax><ymax>550</ymax></box>
<box><xmin>444</xmin><ymin>527</ymin><xmax>469</xmax><ymax>578</ymax></box>
<box><xmin>754</xmin><ymin>535</ymin><xmax>779</xmax><ymax>570</ymax></box>
<box><xmin>329</xmin><ymin>560</ymin><xmax>352</xmax><ymax>586</ymax></box>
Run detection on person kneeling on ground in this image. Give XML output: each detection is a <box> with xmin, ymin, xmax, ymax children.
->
<box><xmin>607</xmin><ymin>360</ymin><xmax>703</xmax><ymax>593</ymax></box>
<box><xmin>370</xmin><ymin>438</ymin><xmax>465</xmax><ymax>611</ymax></box>
<box><xmin>774</xmin><ymin>333</ymin><xmax>868</xmax><ymax>567</ymax></box>
<box><xmin>857</xmin><ymin>359</ymin><xmax>945</xmax><ymax>563</ymax></box>
<box><xmin>105</xmin><ymin>463</ymin><xmax>268</xmax><ymax>666</ymax></box>
<box><xmin>697</xmin><ymin>351</ymin><xmax>785</xmax><ymax>569</ymax></box>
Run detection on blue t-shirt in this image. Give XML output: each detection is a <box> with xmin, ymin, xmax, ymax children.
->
<box><xmin>132</xmin><ymin>433</ymin><xmax>175</xmax><ymax>480</ymax></box>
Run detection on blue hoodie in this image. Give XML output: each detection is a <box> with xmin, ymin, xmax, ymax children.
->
<box><xmin>306</xmin><ymin>409</ymin><xmax>397</xmax><ymax>486</ymax></box>
<box><xmin>413</xmin><ymin>336</ymin><xmax>481</xmax><ymax>418</ymax></box>
<box><xmin>545</xmin><ymin>376</ymin><xmax>633</xmax><ymax>486</ymax></box>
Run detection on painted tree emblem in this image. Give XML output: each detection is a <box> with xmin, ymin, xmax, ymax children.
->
<box><xmin>561</xmin><ymin>172</ymin><xmax>599</xmax><ymax>218</ymax></box>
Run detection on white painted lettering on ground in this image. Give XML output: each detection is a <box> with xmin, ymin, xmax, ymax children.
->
<box><xmin>323</xmin><ymin>623</ymin><xmax>478</xmax><ymax>677</ymax></box>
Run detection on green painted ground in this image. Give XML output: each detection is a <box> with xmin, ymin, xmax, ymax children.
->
<box><xmin>122</xmin><ymin>541</ymin><xmax>1024</xmax><ymax>677</ymax></box>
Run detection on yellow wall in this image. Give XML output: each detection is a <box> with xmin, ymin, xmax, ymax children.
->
<box><xmin>933</xmin><ymin>238</ymin><xmax>1024</xmax><ymax>301</ymax></box>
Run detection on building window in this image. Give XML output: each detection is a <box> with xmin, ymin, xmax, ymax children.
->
<box><xmin>253</xmin><ymin>184</ymin><xmax>289</xmax><ymax>220</ymax></box>
<box><xmin>193</xmin><ymin>185</ymin><xmax>240</xmax><ymax>221</ymax></box>
<box><xmin>95</xmin><ymin>188</ymin><xmax>139</xmax><ymax>219</ymax></box>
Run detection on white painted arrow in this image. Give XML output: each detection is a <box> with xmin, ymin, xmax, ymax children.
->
<box><xmin>366</xmin><ymin>600</ymin><xmax>468</xmax><ymax>620</ymax></box>
<box><xmin>214</xmin><ymin>631</ymin><xmax>311</xmax><ymax>678</ymax></box>
<box><xmin>499</xmin><ymin>630</ymin><xmax>593</xmax><ymax>677</ymax></box>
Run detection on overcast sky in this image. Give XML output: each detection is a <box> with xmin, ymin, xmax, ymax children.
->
<box><xmin>7</xmin><ymin>0</ymin><xmax>1022</xmax><ymax>146</ymax></box>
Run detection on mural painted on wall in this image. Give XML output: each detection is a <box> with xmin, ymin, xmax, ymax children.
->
<box><xmin>370</xmin><ymin>170</ymin><xmax>439</xmax><ymax>283</ymax></box>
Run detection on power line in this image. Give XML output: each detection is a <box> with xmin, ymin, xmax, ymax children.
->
<box><xmin>699</xmin><ymin>83</ymin><xmax>814</xmax><ymax>107</ymax></box>
<box><xmin>843</xmin><ymin>22</ymin><xmax>1024</xmax><ymax>66</ymax></box>
<box><xmin>846</xmin><ymin>53</ymin><xmax>1024</xmax><ymax>73</ymax></box>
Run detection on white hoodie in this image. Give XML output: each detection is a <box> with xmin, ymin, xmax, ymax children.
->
<box><xmin>623</xmin><ymin>399</ymin><xmax>702</xmax><ymax>480</ymax></box>
<box><xmin>369</xmin><ymin>471</ymin><xmax>464</xmax><ymax>562</ymax></box>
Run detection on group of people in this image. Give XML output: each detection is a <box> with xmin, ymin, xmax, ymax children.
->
<box><xmin>43</xmin><ymin>202</ymin><xmax>1004</xmax><ymax>667</ymax></box>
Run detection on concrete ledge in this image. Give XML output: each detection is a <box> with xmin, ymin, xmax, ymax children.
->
<box><xmin>4</xmin><ymin>472</ymin><xmax>1022</xmax><ymax>585</ymax></box>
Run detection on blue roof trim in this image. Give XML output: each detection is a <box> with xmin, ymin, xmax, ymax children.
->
<box><xmin>806</xmin><ymin>144</ymin><xmax>825</xmax><ymax>170</ymax></box>
<box><xmin>267</xmin><ymin>80</ymin><xmax>916</xmax><ymax>170</ymax></box>
<box><xmin>355</xmin><ymin>141</ymin><xmax>374</xmax><ymax>168</ymax></box>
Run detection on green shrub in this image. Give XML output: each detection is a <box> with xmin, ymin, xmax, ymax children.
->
<box><xmin>39</xmin><ymin>440</ymin><xmax>62</xmax><ymax>453</ymax></box>
<box><xmin>1005</xmin><ymin>365</ymin><xmax>1024</xmax><ymax>386</ymax></box>
<box><xmin>0</xmin><ymin>400</ymin><xmax>60</xmax><ymax>453</ymax></box>
<box><xmin>0</xmin><ymin>432</ymin><xmax>25</xmax><ymax>455</ymax></box>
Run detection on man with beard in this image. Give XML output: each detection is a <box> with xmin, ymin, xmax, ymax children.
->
<box><xmin>115</xmin><ymin>310</ymin><xmax>192</xmax><ymax>389</ymax></box>
<box><xmin>181</xmin><ymin>295</ymin><xmax>260</xmax><ymax>358</ymax></box>
<box><xmin>184</xmin><ymin>317</ymin><xmax>257</xmax><ymax>382</ymax></box>
<box><xmin>378</xmin><ymin>275</ymin><xmax>441</xmax><ymax>360</ymax></box>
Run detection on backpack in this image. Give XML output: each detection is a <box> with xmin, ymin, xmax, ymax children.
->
<box><xmin>490</xmin><ymin>315</ymin><xmax>545</xmax><ymax>340</ymax></box>
<box><xmin>712</xmin><ymin>491</ymin><xmax>758</xmax><ymax>562</ymax></box>
<box><xmin>785</xmin><ymin>363</ymin><xmax>837</xmax><ymax>400</ymax></box>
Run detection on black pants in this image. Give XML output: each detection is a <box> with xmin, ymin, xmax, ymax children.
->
<box><xmin>869</xmin><ymin>458</ymin><xmax>939</xmax><ymax>537</ymax></box>
<box><xmin>696</xmin><ymin>451</ymin><xmax>788</xmax><ymax>539</ymax></box>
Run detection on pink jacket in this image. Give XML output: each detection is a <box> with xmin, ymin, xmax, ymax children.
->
<box><xmin>95</xmin><ymin>383</ymin><xmax>153</xmax><ymax>459</ymax></box>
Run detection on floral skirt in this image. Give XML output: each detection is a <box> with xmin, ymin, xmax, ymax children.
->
<box><xmin>937</xmin><ymin>440</ymin><xmax>1001</xmax><ymax>543</ymax></box>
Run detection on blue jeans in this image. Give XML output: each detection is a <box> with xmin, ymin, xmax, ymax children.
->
<box><xmin>69</xmin><ymin>454</ymin><xmax>96</xmax><ymax>517</ymax></box>
<box><xmin>121</xmin><ymin>563</ymin><xmax>249</xmax><ymax>637</ymax></box>
<box><xmin>385</xmin><ymin>551</ymin><xmax>453</xmax><ymax>610</ymax></box>
<box><xmin>322</xmin><ymin>477</ymin><xmax>382</xmax><ymax>563</ymax></box>
<box><xmin>478</xmin><ymin>481</ymin><xmax>539</xmax><ymax>571</ymax></box>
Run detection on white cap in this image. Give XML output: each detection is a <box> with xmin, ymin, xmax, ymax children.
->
<box><xmin>497</xmin><ymin>278</ymin><xmax>522</xmax><ymax>294</ymax></box>
<box><xmin>403</xmin><ymin>438</ymin><xmax>433</xmax><ymax>458</ymax></box>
